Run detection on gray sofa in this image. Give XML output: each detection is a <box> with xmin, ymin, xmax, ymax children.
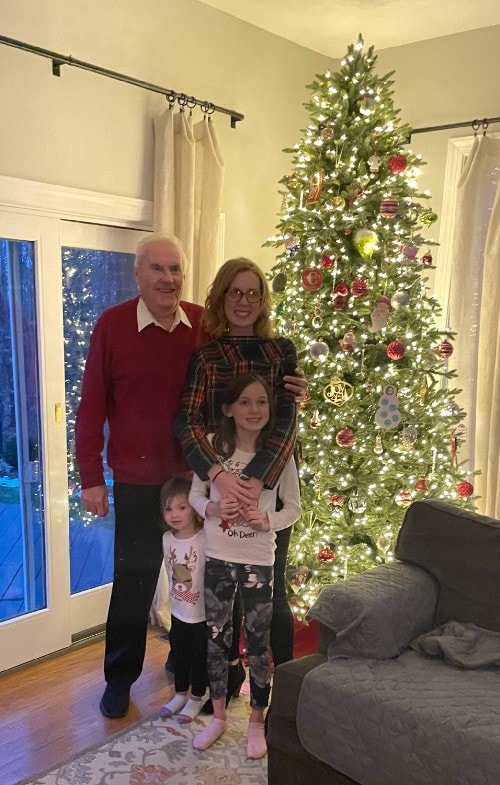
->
<box><xmin>267</xmin><ymin>499</ymin><xmax>500</xmax><ymax>785</ymax></box>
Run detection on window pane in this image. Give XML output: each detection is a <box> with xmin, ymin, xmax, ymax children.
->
<box><xmin>63</xmin><ymin>248</ymin><xmax>136</xmax><ymax>594</ymax></box>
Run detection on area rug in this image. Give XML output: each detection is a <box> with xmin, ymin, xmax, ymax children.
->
<box><xmin>14</xmin><ymin>698</ymin><xmax>267</xmax><ymax>785</ymax></box>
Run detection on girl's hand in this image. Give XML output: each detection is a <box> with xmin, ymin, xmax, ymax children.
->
<box><xmin>243</xmin><ymin>507</ymin><xmax>270</xmax><ymax>532</ymax></box>
<box><xmin>209</xmin><ymin>496</ymin><xmax>240</xmax><ymax>520</ymax></box>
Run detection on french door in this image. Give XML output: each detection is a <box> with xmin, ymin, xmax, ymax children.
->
<box><xmin>0</xmin><ymin>212</ymin><xmax>147</xmax><ymax>671</ymax></box>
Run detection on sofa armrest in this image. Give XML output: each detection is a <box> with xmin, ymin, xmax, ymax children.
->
<box><xmin>308</xmin><ymin>561</ymin><xmax>438</xmax><ymax>659</ymax></box>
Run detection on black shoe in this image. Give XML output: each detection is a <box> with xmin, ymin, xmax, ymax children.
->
<box><xmin>99</xmin><ymin>684</ymin><xmax>130</xmax><ymax>718</ymax></box>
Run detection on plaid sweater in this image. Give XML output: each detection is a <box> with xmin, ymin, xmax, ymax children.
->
<box><xmin>175</xmin><ymin>336</ymin><xmax>298</xmax><ymax>489</ymax></box>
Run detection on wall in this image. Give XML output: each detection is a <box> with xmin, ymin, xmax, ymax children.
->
<box><xmin>375</xmin><ymin>25</ymin><xmax>500</xmax><ymax>281</ymax></box>
<box><xmin>2</xmin><ymin>4</ymin><xmax>500</xmax><ymax>275</ymax></box>
<box><xmin>0</xmin><ymin>0</ymin><xmax>330</xmax><ymax>270</ymax></box>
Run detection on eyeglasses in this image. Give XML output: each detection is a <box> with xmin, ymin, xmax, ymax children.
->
<box><xmin>225</xmin><ymin>287</ymin><xmax>262</xmax><ymax>303</ymax></box>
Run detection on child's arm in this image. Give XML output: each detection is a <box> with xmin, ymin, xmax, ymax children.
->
<box><xmin>245</xmin><ymin>456</ymin><xmax>301</xmax><ymax>533</ymax></box>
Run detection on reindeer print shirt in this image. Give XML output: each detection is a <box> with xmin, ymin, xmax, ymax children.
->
<box><xmin>162</xmin><ymin>529</ymin><xmax>206</xmax><ymax>623</ymax></box>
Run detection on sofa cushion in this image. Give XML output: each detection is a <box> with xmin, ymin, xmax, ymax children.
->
<box><xmin>296</xmin><ymin>650</ymin><xmax>500</xmax><ymax>785</ymax></box>
<box><xmin>395</xmin><ymin>500</ymin><xmax>500</xmax><ymax>632</ymax></box>
<box><xmin>307</xmin><ymin>562</ymin><xmax>437</xmax><ymax>659</ymax></box>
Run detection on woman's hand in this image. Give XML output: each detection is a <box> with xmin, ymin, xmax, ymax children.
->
<box><xmin>214</xmin><ymin>471</ymin><xmax>262</xmax><ymax>506</ymax></box>
<box><xmin>284</xmin><ymin>367</ymin><xmax>309</xmax><ymax>402</ymax></box>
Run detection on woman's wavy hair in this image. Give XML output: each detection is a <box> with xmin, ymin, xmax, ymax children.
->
<box><xmin>202</xmin><ymin>257</ymin><xmax>273</xmax><ymax>338</ymax></box>
<box><xmin>213</xmin><ymin>372</ymin><xmax>275</xmax><ymax>459</ymax></box>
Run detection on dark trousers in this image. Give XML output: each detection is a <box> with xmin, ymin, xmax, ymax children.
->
<box><xmin>229</xmin><ymin>526</ymin><xmax>295</xmax><ymax>667</ymax></box>
<box><xmin>169</xmin><ymin>614</ymin><xmax>207</xmax><ymax>697</ymax></box>
<box><xmin>104</xmin><ymin>482</ymin><xmax>164</xmax><ymax>689</ymax></box>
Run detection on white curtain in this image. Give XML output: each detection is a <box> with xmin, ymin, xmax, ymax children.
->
<box><xmin>447</xmin><ymin>134</ymin><xmax>500</xmax><ymax>517</ymax></box>
<box><xmin>153</xmin><ymin>107</ymin><xmax>224</xmax><ymax>304</ymax></box>
<box><xmin>150</xmin><ymin>107</ymin><xmax>225</xmax><ymax>627</ymax></box>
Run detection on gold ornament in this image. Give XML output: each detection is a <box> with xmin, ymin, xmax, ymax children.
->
<box><xmin>419</xmin><ymin>377</ymin><xmax>428</xmax><ymax>404</ymax></box>
<box><xmin>324</xmin><ymin>376</ymin><xmax>354</xmax><ymax>406</ymax></box>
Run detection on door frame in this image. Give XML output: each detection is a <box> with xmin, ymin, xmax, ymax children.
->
<box><xmin>0</xmin><ymin>176</ymin><xmax>152</xmax><ymax>671</ymax></box>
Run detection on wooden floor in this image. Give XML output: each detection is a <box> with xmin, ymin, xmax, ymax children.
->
<box><xmin>0</xmin><ymin>625</ymin><xmax>173</xmax><ymax>785</ymax></box>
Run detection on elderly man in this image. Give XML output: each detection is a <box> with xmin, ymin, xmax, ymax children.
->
<box><xmin>76</xmin><ymin>234</ymin><xmax>305</xmax><ymax>719</ymax></box>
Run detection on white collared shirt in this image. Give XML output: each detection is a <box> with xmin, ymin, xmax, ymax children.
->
<box><xmin>137</xmin><ymin>297</ymin><xmax>193</xmax><ymax>333</ymax></box>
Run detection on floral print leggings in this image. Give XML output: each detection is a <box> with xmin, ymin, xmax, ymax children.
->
<box><xmin>204</xmin><ymin>557</ymin><xmax>273</xmax><ymax>709</ymax></box>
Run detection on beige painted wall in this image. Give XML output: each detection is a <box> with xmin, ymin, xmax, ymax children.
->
<box><xmin>0</xmin><ymin>0</ymin><xmax>330</xmax><ymax>270</ymax></box>
<box><xmin>2</xmin><ymin>2</ymin><xmax>500</xmax><ymax>275</ymax></box>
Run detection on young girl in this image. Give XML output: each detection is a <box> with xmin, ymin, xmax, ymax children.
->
<box><xmin>159</xmin><ymin>476</ymin><xmax>208</xmax><ymax>724</ymax></box>
<box><xmin>188</xmin><ymin>373</ymin><xmax>301</xmax><ymax>758</ymax></box>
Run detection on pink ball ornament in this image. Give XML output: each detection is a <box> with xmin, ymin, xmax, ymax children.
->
<box><xmin>437</xmin><ymin>340</ymin><xmax>454</xmax><ymax>359</ymax></box>
<box><xmin>335</xmin><ymin>428</ymin><xmax>355</xmax><ymax>448</ymax></box>
<box><xmin>350</xmin><ymin>277</ymin><xmax>368</xmax><ymax>297</ymax></box>
<box><xmin>402</xmin><ymin>244</ymin><xmax>419</xmax><ymax>260</ymax></box>
<box><xmin>379</xmin><ymin>198</ymin><xmax>399</xmax><ymax>219</ymax></box>
<box><xmin>387</xmin><ymin>340</ymin><xmax>405</xmax><ymax>360</ymax></box>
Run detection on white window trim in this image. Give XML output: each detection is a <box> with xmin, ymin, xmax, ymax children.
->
<box><xmin>0</xmin><ymin>174</ymin><xmax>153</xmax><ymax>228</ymax></box>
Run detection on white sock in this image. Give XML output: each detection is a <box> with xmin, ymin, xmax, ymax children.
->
<box><xmin>177</xmin><ymin>696</ymin><xmax>205</xmax><ymax>724</ymax></box>
<box><xmin>159</xmin><ymin>693</ymin><xmax>188</xmax><ymax>718</ymax></box>
<box><xmin>193</xmin><ymin>718</ymin><xmax>227</xmax><ymax>750</ymax></box>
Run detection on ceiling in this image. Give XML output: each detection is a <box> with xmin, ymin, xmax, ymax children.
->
<box><xmin>197</xmin><ymin>0</ymin><xmax>500</xmax><ymax>58</ymax></box>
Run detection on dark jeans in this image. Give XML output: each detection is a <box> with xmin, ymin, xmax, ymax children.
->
<box><xmin>229</xmin><ymin>526</ymin><xmax>295</xmax><ymax>667</ymax></box>
<box><xmin>104</xmin><ymin>482</ymin><xmax>164</xmax><ymax>689</ymax></box>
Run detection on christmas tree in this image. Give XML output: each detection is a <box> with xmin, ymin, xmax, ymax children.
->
<box><xmin>266</xmin><ymin>36</ymin><xmax>476</xmax><ymax>617</ymax></box>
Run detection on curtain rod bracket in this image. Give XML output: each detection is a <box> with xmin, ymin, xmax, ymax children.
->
<box><xmin>1</xmin><ymin>34</ymin><xmax>244</xmax><ymax>128</ymax></box>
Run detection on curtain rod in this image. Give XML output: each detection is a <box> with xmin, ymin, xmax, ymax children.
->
<box><xmin>0</xmin><ymin>34</ymin><xmax>244</xmax><ymax>128</ymax></box>
<box><xmin>409</xmin><ymin>116</ymin><xmax>500</xmax><ymax>139</ymax></box>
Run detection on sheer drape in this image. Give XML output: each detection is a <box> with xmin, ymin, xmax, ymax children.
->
<box><xmin>153</xmin><ymin>107</ymin><xmax>224</xmax><ymax>304</ymax></box>
<box><xmin>447</xmin><ymin>135</ymin><xmax>500</xmax><ymax>517</ymax></box>
<box><xmin>150</xmin><ymin>107</ymin><xmax>225</xmax><ymax>626</ymax></box>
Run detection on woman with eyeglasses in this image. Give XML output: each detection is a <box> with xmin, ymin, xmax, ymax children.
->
<box><xmin>174</xmin><ymin>257</ymin><xmax>304</xmax><ymax>708</ymax></box>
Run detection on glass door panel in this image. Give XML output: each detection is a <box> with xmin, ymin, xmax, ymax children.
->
<box><xmin>60</xmin><ymin>223</ymin><xmax>148</xmax><ymax>636</ymax></box>
<box><xmin>0</xmin><ymin>213</ymin><xmax>70</xmax><ymax>672</ymax></box>
<box><xmin>0</xmin><ymin>239</ymin><xmax>45</xmax><ymax>623</ymax></box>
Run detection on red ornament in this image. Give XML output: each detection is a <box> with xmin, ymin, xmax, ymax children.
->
<box><xmin>321</xmin><ymin>254</ymin><xmax>334</xmax><ymax>268</ymax></box>
<box><xmin>301</xmin><ymin>267</ymin><xmax>323</xmax><ymax>290</ymax></box>
<box><xmin>437</xmin><ymin>340</ymin><xmax>454</xmax><ymax>359</ymax></box>
<box><xmin>421</xmin><ymin>252</ymin><xmax>433</xmax><ymax>266</ymax></box>
<box><xmin>350</xmin><ymin>277</ymin><xmax>368</xmax><ymax>297</ymax></box>
<box><xmin>316</xmin><ymin>547</ymin><xmax>336</xmax><ymax>563</ymax></box>
<box><xmin>379</xmin><ymin>198</ymin><xmax>399</xmax><ymax>218</ymax></box>
<box><xmin>387</xmin><ymin>340</ymin><xmax>405</xmax><ymax>360</ymax></box>
<box><xmin>336</xmin><ymin>428</ymin><xmax>355</xmax><ymax>448</ymax></box>
<box><xmin>388</xmin><ymin>154</ymin><xmax>407</xmax><ymax>174</ymax></box>
<box><xmin>457</xmin><ymin>481</ymin><xmax>474</xmax><ymax>498</ymax></box>
<box><xmin>333</xmin><ymin>281</ymin><xmax>349</xmax><ymax>296</ymax></box>
<box><xmin>329</xmin><ymin>494</ymin><xmax>345</xmax><ymax>507</ymax></box>
<box><xmin>332</xmin><ymin>295</ymin><xmax>347</xmax><ymax>310</ymax></box>
<box><xmin>415</xmin><ymin>475</ymin><xmax>427</xmax><ymax>492</ymax></box>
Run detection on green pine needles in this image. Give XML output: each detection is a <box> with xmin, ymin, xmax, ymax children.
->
<box><xmin>266</xmin><ymin>37</ymin><xmax>476</xmax><ymax>617</ymax></box>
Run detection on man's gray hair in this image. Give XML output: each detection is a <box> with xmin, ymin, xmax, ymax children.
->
<box><xmin>134</xmin><ymin>233</ymin><xmax>188</xmax><ymax>271</ymax></box>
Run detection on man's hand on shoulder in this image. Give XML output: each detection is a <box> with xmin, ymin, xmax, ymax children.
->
<box><xmin>81</xmin><ymin>485</ymin><xmax>109</xmax><ymax>517</ymax></box>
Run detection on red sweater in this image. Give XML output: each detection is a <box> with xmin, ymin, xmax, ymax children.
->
<box><xmin>75</xmin><ymin>297</ymin><xmax>209</xmax><ymax>488</ymax></box>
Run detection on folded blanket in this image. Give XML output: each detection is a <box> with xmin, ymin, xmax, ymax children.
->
<box><xmin>410</xmin><ymin>621</ymin><xmax>500</xmax><ymax>668</ymax></box>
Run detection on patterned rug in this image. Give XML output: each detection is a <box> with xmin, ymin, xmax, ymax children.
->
<box><xmin>14</xmin><ymin>699</ymin><xmax>267</xmax><ymax>785</ymax></box>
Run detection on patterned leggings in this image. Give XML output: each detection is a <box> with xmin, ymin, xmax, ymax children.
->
<box><xmin>204</xmin><ymin>557</ymin><xmax>273</xmax><ymax>710</ymax></box>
